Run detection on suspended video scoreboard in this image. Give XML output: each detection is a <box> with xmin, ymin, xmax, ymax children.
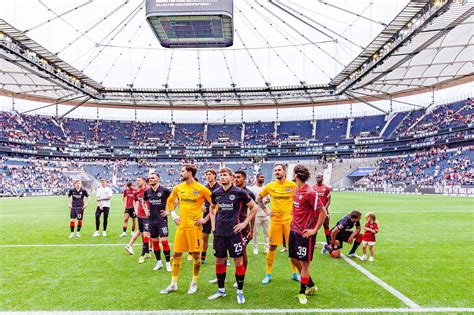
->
<box><xmin>146</xmin><ymin>0</ymin><xmax>233</xmax><ymax>48</ymax></box>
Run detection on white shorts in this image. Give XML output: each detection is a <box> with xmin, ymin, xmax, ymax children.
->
<box><xmin>362</xmin><ymin>240</ymin><xmax>376</xmax><ymax>246</ymax></box>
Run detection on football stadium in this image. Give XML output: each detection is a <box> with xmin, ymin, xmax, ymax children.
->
<box><xmin>0</xmin><ymin>0</ymin><xmax>473</xmax><ymax>314</ymax></box>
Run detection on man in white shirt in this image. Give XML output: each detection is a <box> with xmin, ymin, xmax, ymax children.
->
<box><xmin>93</xmin><ymin>178</ymin><xmax>113</xmax><ymax>237</ymax></box>
<box><xmin>249</xmin><ymin>173</ymin><xmax>270</xmax><ymax>255</ymax></box>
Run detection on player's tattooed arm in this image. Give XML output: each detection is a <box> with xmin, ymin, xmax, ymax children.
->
<box><xmin>209</xmin><ymin>203</ymin><xmax>217</xmax><ymax>232</ymax></box>
<box><xmin>234</xmin><ymin>200</ymin><xmax>258</xmax><ymax>233</ymax></box>
<box><xmin>142</xmin><ymin>200</ymin><xmax>150</xmax><ymax>217</ymax></box>
<box><xmin>257</xmin><ymin>194</ymin><xmax>271</xmax><ymax>217</ymax></box>
<box><xmin>348</xmin><ymin>226</ymin><xmax>361</xmax><ymax>244</ymax></box>
<box><xmin>331</xmin><ymin>227</ymin><xmax>340</xmax><ymax>244</ymax></box>
<box><xmin>303</xmin><ymin>206</ymin><xmax>327</xmax><ymax>238</ymax></box>
<box><xmin>195</xmin><ymin>212</ymin><xmax>209</xmax><ymax>226</ymax></box>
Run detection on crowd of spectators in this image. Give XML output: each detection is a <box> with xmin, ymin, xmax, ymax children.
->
<box><xmin>1</xmin><ymin>98</ymin><xmax>472</xmax><ymax>147</ymax></box>
<box><xmin>396</xmin><ymin>99</ymin><xmax>472</xmax><ymax>137</ymax></box>
<box><xmin>365</xmin><ymin>147</ymin><xmax>473</xmax><ymax>186</ymax></box>
<box><xmin>0</xmin><ymin>157</ymin><xmax>70</xmax><ymax>195</ymax></box>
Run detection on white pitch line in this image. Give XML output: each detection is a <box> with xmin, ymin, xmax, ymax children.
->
<box><xmin>1</xmin><ymin>308</ymin><xmax>473</xmax><ymax>314</ymax></box>
<box><xmin>0</xmin><ymin>243</ymin><xmax>145</xmax><ymax>248</ymax></box>
<box><xmin>340</xmin><ymin>253</ymin><xmax>420</xmax><ymax>309</ymax></box>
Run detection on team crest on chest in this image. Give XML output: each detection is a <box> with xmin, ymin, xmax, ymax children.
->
<box><xmin>298</xmin><ymin>195</ymin><xmax>303</xmax><ymax>199</ymax></box>
<box><xmin>193</xmin><ymin>190</ymin><xmax>199</xmax><ymax>196</ymax></box>
<box><xmin>285</xmin><ymin>187</ymin><xmax>291</xmax><ymax>192</ymax></box>
<box><xmin>229</xmin><ymin>195</ymin><xmax>235</xmax><ymax>201</ymax></box>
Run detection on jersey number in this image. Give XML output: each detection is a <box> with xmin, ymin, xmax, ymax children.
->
<box><xmin>234</xmin><ymin>243</ymin><xmax>243</xmax><ymax>254</ymax></box>
<box><xmin>161</xmin><ymin>227</ymin><xmax>168</xmax><ymax>234</ymax></box>
<box><xmin>297</xmin><ymin>246</ymin><xmax>307</xmax><ymax>257</ymax></box>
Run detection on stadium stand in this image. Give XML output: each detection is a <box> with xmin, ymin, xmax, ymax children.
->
<box><xmin>0</xmin><ymin>99</ymin><xmax>472</xmax><ymax>196</ymax></box>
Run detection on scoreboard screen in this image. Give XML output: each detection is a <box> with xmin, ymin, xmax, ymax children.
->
<box><xmin>146</xmin><ymin>0</ymin><xmax>233</xmax><ymax>48</ymax></box>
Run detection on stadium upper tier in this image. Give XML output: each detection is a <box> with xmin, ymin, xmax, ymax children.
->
<box><xmin>0</xmin><ymin>99</ymin><xmax>472</xmax><ymax>161</ymax></box>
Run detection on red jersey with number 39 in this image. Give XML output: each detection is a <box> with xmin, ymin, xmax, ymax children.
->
<box><xmin>291</xmin><ymin>184</ymin><xmax>324</xmax><ymax>234</ymax></box>
<box><xmin>313</xmin><ymin>183</ymin><xmax>331</xmax><ymax>209</ymax></box>
<box><xmin>123</xmin><ymin>188</ymin><xmax>136</xmax><ymax>209</ymax></box>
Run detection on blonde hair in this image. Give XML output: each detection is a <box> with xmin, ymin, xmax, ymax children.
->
<box><xmin>365</xmin><ymin>212</ymin><xmax>377</xmax><ymax>223</ymax></box>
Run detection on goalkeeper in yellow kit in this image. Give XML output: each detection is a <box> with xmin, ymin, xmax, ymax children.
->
<box><xmin>160</xmin><ymin>164</ymin><xmax>212</xmax><ymax>295</ymax></box>
<box><xmin>258</xmin><ymin>163</ymin><xmax>300</xmax><ymax>284</ymax></box>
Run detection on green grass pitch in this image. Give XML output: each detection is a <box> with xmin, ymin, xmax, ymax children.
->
<box><xmin>0</xmin><ymin>192</ymin><xmax>473</xmax><ymax>312</ymax></box>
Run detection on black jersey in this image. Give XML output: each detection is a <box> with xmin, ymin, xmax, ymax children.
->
<box><xmin>333</xmin><ymin>214</ymin><xmax>361</xmax><ymax>231</ymax></box>
<box><xmin>68</xmin><ymin>188</ymin><xmax>89</xmax><ymax>209</ymax></box>
<box><xmin>143</xmin><ymin>185</ymin><xmax>171</xmax><ymax>223</ymax></box>
<box><xmin>204</xmin><ymin>182</ymin><xmax>221</xmax><ymax>213</ymax></box>
<box><xmin>211</xmin><ymin>184</ymin><xmax>252</xmax><ymax>237</ymax></box>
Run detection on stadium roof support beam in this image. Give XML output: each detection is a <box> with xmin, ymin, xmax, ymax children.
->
<box><xmin>267</xmin><ymin>0</ymin><xmax>335</xmax><ymax>41</ymax></box>
<box><xmin>59</xmin><ymin>97</ymin><xmax>91</xmax><ymax>118</ymax></box>
<box><xmin>21</xmin><ymin>94</ymin><xmax>85</xmax><ymax>114</ymax></box>
<box><xmin>316</xmin><ymin>0</ymin><xmax>388</xmax><ymax>27</ymax></box>
<box><xmin>332</xmin><ymin>0</ymin><xmax>452</xmax><ymax>91</ymax></box>
<box><xmin>270</xmin><ymin>0</ymin><xmax>365</xmax><ymax>50</ymax></box>
<box><xmin>349</xmin><ymin>90</ymin><xmax>425</xmax><ymax>109</ymax></box>
<box><xmin>344</xmin><ymin>92</ymin><xmax>389</xmax><ymax>115</ymax></box>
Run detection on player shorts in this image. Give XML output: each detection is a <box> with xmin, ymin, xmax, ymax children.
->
<box><xmin>173</xmin><ymin>227</ymin><xmax>202</xmax><ymax>253</ymax></box>
<box><xmin>362</xmin><ymin>240</ymin><xmax>376</xmax><ymax>246</ymax></box>
<box><xmin>213</xmin><ymin>233</ymin><xmax>247</xmax><ymax>258</ymax></box>
<box><xmin>70</xmin><ymin>207</ymin><xmax>84</xmax><ymax>220</ymax></box>
<box><xmin>202</xmin><ymin>220</ymin><xmax>212</xmax><ymax>234</ymax></box>
<box><xmin>124</xmin><ymin>208</ymin><xmax>136</xmax><ymax>218</ymax></box>
<box><xmin>332</xmin><ymin>230</ymin><xmax>355</xmax><ymax>249</ymax></box>
<box><xmin>150</xmin><ymin>221</ymin><xmax>169</xmax><ymax>238</ymax></box>
<box><xmin>138</xmin><ymin>217</ymin><xmax>150</xmax><ymax>233</ymax></box>
<box><xmin>269</xmin><ymin>221</ymin><xmax>291</xmax><ymax>246</ymax></box>
<box><xmin>288</xmin><ymin>230</ymin><xmax>317</xmax><ymax>261</ymax></box>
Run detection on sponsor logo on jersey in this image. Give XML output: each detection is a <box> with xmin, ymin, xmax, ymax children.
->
<box><xmin>219</xmin><ymin>203</ymin><xmax>234</xmax><ymax>209</ymax></box>
<box><xmin>273</xmin><ymin>195</ymin><xmax>289</xmax><ymax>200</ymax></box>
<box><xmin>181</xmin><ymin>197</ymin><xmax>197</xmax><ymax>203</ymax></box>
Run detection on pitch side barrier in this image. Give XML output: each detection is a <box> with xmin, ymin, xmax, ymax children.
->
<box><xmin>336</xmin><ymin>185</ymin><xmax>474</xmax><ymax>196</ymax></box>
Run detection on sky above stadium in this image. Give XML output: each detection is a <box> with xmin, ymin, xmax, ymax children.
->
<box><xmin>1</xmin><ymin>0</ymin><xmax>410</xmax><ymax>89</ymax></box>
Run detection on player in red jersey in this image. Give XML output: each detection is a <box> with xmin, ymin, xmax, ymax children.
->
<box><xmin>134</xmin><ymin>176</ymin><xmax>152</xmax><ymax>263</ymax></box>
<box><xmin>289</xmin><ymin>165</ymin><xmax>327</xmax><ymax>304</ymax></box>
<box><xmin>121</xmin><ymin>182</ymin><xmax>137</xmax><ymax>237</ymax></box>
<box><xmin>360</xmin><ymin>212</ymin><xmax>378</xmax><ymax>262</ymax></box>
<box><xmin>124</xmin><ymin>176</ymin><xmax>146</xmax><ymax>257</ymax></box>
<box><xmin>313</xmin><ymin>173</ymin><xmax>332</xmax><ymax>247</ymax></box>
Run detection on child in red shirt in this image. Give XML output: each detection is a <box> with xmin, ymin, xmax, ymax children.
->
<box><xmin>360</xmin><ymin>212</ymin><xmax>378</xmax><ymax>262</ymax></box>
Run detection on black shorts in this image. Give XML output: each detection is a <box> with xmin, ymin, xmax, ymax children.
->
<box><xmin>70</xmin><ymin>207</ymin><xmax>84</xmax><ymax>220</ymax></box>
<box><xmin>95</xmin><ymin>207</ymin><xmax>110</xmax><ymax>216</ymax></box>
<box><xmin>333</xmin><ymin>230</ymin><xmax>353</xmax><ymax>249</ymax></box>
<box><xmin>124</xmin><ymin>208</ymin><xmax>136</xmax><ymax>218</ymax></box>
<box><xmin>202</xmin><ymin>221</ymin><xmax>212</xmax><ymax>234</ymax></box>
<box><xmin>150</xmin><ymin>221</ymin><xmax>169</xmax><ymax>238</ymax></box>
<box><xmin>288</xmin><ymin>230</ymin><xmax>316</xmax><ymax>261</ymax></box>
<box><xmin>138</xmin><ymin>217</ymin><xmax>150</xmax><ymax>233</ymax></box>
<box><xmin>213</xmin><ymin>233</ymin><xmax>247</xmax><ymax>258</ymax></box>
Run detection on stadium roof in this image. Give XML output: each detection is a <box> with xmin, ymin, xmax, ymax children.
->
<box><xmin>0</xmin><ymin>0</ymin><xmax>472</xmax><ymax>111</ymax></box>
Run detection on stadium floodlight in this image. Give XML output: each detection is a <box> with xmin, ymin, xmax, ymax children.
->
<box><xmin>145</xmin><ymin>0</ymin><xmax>233</xmax><ymax>48</ymax></box>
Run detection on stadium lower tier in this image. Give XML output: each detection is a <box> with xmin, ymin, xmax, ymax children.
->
<box><xmin>1</xmin><ymin>146</ymin><xmax>472</xmax><ymax>197</ymax></box>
